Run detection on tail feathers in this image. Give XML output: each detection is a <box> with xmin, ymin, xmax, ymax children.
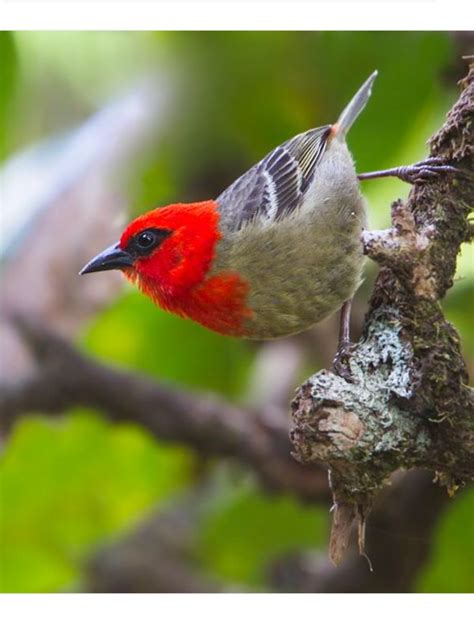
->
<box><xmin>334</xmin><ymin>70</ymin><xmax>378</xmax><ymax>138</ymax></box>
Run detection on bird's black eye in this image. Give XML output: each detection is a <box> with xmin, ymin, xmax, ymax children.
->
<box><xmin>126</xmin><ymin>227</ymin><xmax>172</xmax><ymax>258</ymax></box>
<box><xmin>136</xmin><ymin>231</ymin><xmax>157</xmax><ymax>251</ymax></box>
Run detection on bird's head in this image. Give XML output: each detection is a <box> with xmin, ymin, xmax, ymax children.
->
<box><xmin>80</xmin><ymin>201</ymin><xmax>222</xmax><ymax>303</ymax></box>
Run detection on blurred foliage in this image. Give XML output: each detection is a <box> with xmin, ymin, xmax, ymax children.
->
<box><xmin>1</xmin><ymin>32</ymin><xmax>473</xmax><ymax>593</ymax></box>
<box><xmin>196</xmin><ymin>475</ymin><xmax>328</xmax><ymax>587</ymax></box>
<box><xmin>1</xmin><ymin>412</ymin><xmax>192</xmax><ymax>592</ymax></box>
<box><xmin>0</xmin><ymin>33</ymin><xmax>18</xmax><ymax>160</ymax></box>
<box><xmin>82</xmin><ymin>290</ymin><xmax>254</xmax><ymax>400</ymax></box>
<box><xmin>419</xmin><ymin>487</ymin><xmax>474</xmax><ymax>592</ymax></box>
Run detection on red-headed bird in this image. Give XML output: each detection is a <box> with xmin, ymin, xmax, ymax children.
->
<box><xmin>80</xmin><ymin>71</ymin><xmax>452</xmax><ymax>369</ymax></box>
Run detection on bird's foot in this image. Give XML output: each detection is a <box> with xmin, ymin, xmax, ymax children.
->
<box><xmin>394</xmin><ymin>158</ymin><xmax>466</xmax><ymax>185</ymax></box>
<box><xmin>332</xmin><ymin>341</ymin><xmax>356</xmax><ymax>382</ymax></box>
<box><xmin>358</xmin><ymin>157</ymin><xmax>469</xmax><ymax>185</ymax></box>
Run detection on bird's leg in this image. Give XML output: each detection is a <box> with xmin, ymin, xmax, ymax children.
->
<box><xmin>357</xmin><ymin>157</ymin><xmax>469</xmax><ymax>185</ymax></box>
<box><xmin>338</xmin><ymin>298</ymin><xmax>351</xmax><ymax>350</ymax></box>
<box><xmin>332</xmin><ymin>299</ymin><xmax>355</xmax><ymax>380</ymax></box>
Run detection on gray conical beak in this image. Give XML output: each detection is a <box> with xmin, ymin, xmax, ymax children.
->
<box><xmin>79</xmin><ymin>242</ymin><xmax>134</xmax><ymax>275</ymax></box>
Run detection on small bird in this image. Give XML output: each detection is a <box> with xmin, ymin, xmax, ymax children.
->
<box><xmin>80</xmin><ymin>71</ymin><xmax>456</xmax><ymax>371</ymax></box>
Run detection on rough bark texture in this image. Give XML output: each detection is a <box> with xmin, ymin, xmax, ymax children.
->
<box><xmin>290</xmin><ymin>64</ymin><xmax>474</xmax><ymax>562</ymax></box>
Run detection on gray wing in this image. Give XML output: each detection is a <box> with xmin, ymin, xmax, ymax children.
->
<box><xmin>217</xmin><ymin>125</ymin><xmax>332</xmax><ymax>230</ymax></box>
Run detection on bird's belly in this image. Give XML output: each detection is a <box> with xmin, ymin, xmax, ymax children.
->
<box><xmin>217</xmin><ymin>202</ymin><xmax>366</xmax><ymax>340</ymax></box>
<box><xmin>242</xmin><ymin>255</ymin><xmax>363</xmax><ymax>339</ymax></box>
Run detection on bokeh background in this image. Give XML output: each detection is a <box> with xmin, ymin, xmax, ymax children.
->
<box><xmin>1</xmin><ymin>31</ymin><xmax>473</xmax><ymax>593</ymax></box>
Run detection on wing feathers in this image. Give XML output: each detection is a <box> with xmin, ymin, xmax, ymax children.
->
<box><xmin>217</xmin><ymin>125</ymin><xmax>331</xmax><ymax>229</ymax></box>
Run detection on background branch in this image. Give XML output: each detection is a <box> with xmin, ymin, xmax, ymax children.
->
<box><xmin>83</xmin><ymin>481</ymin><xmax>229</xmax><ymax>593</ymax></box>
<box><xmin>0</xmin><ymin>317</ymin><xmax>329</xmax><ymax>503</ymax></box>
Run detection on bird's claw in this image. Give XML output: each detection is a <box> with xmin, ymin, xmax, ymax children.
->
<box><xmin>332</xmin><ymin>342</ymin><xmax>356</xmax><ymax>382</ymax></box>
<box><xmin>396</xmin><ymin>158</ymin><xmax>468</xmax><ymax>185</ymax></box>
<box><xmin>358</xmin><ymin>157</ymin><xmax>471</xmax><ymax>185</ymax></box>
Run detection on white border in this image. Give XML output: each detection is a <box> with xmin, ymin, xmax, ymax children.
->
<box><xmin>0</xmin><ymin>1</ymin><xmax>473</xmax><ymax>31</ymax></box>
<box><xmin>0</xmin><ymin>593</ymin><xmax>472</xmax><ymax>632</ymax></box>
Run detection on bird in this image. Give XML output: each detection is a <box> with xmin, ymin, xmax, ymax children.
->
<box><xmin>80</xmin><ymin>70</ymin><xmax>458</xmax><ymax>373</ymax></box>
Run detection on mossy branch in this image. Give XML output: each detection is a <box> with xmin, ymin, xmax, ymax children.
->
<box><xmin>290</xmin><ymin>63</ymin><xmax>474</xmax><ymax>565</ymax></box>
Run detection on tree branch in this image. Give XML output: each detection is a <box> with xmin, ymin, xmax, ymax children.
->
<box><xmin>290</xmin><ymin>64</ymin><xmax>474</xmax><ymax>563</ymax></box>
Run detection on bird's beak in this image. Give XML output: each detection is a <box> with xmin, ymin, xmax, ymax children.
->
<box><xmin>79</xmin><ymin>242</ymin><xmax>134</xmax><ymax>275</ymax></box>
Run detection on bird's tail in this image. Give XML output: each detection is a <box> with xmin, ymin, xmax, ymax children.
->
<box><xmin>334</xmin><ymin>70</ymin><xmax>378</xmax><ymax>138</ymax></box>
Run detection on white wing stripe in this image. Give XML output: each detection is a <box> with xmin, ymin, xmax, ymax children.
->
<box><xmin>263</xmin><ymin>169</ymin><xmax>279</xmax><ymax>220</ymax></box>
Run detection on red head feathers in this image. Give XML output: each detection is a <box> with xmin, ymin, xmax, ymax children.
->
<box><xmin>80</xmin><ymin>200</ymin><xmax>252</xmax><ymax>336</ymax></box>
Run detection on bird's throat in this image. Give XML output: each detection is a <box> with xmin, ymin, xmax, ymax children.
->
<box><xmin>138</xmin><ymin>269</ymin><xmax>253</xmax><ymax>337</ymax></box>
